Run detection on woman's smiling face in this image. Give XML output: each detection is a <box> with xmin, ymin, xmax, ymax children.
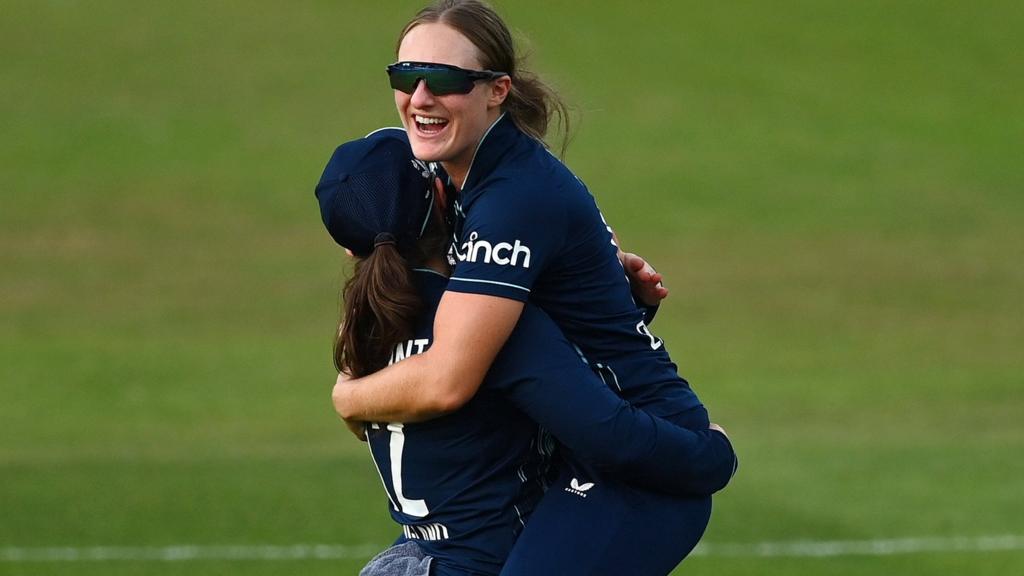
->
<box><xmin>395</xmin><ymin>22</ymin><xmax>507</xmax><ymax>187</ymax></box>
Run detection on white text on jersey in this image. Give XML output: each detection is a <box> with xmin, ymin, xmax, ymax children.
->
<box><xmin>389</xmin><ymin>338</ymin><xmax>430</xmax><ymax>365</ymax></box>
<box><xmin>457</xmin><ymin>231</ymin><xmax>532</xmax><ymax>269</ymax></box>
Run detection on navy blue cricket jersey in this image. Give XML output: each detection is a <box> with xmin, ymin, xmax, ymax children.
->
<box><xmin>367</xmin><ymin>270</ymin><xmax>735</xmax><ymax>576</ymax></box>
<box><xmin>445</xmin><ymin>114</ymin><xmax>701</xmax><ymax>421</ymax></box>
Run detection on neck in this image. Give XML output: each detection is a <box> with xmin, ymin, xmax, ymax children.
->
<box><xmin>423</xmin><ymin>254</ymin><xmax>451</xmax><ymax>277</ymax></box>
<box><xmin>442</xmin><ymin>162</ymin><xmax>469</xmax><ymax>191</ymax></box>
<box><xmin>443</xmin><ymin>112</ymin><xmax>504</xmax><ymax>190</ymax></box>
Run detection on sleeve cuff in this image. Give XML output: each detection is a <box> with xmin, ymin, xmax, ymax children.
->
<box><xmin>446</xmin><ymin>276</ymin><xmax>531</xmax><ymax>302</ymax></box>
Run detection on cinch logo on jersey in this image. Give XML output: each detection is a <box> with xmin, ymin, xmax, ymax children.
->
<box><xmin>564</xmin><ymin>477</ymin><xmax>595</xmax><ymax>498</ymax></box>
<box><xmin>453</xmin><ymin>231</ymin><xmax>532</xmax><ymax>269</ymax></box>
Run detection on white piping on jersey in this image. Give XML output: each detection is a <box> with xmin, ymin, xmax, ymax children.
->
<box><xmin>364</xmin><ymin>126</ymin><xmax>406</xmax><ymax>138</ymax></box>
<box><xmin>594</xmin><ymin>363</ymin><xmax>623</xmax><ymax>392</ymax></box>
<box><xmin>417</xmin><ymin>174</ymin><xmax>435</xmax><ymax>238</ymax></box>
<box><xmin>608</xmin><ymin>366</ymin><xmax>622</xmax><ymax>392</ymax></box>
<box><xmin>571</xmin><ymin>343</ymin><xmax>590</xmax><ymax>366</ymax></box>
<box><xmin>365</xmin><ymin>434</ymin><xmax>400</xmax><ymax>513</ymax></box>
<box><xmin>411</xmin><ymin>268</ymin><xmax>448</xmax><ymax>279</ymax></box>
<box><xmin>515</xmin><ymin>437</ymin><xmax>531</xmax><ymax>484</ymax></box>
<box><xmin>516</xmin><ymin>466</ymin><xmax>527</xmax><ymax>483</ymax></box>
<box><xmin>570</xmin><ymin>345</ymin><xmax>623</xmax><ymax>391</ymax></box>
<box><xmin>448</xmin><ymin>277</ymin><xmax>530</xmax><ymax>292</ymax></box>
<box><xmin>512</xmin><ymin>504</ymin><xmax>526</xmax><ymax>529</ymax></box>
<box><xmin>462</xmin><ymin>112</ymin><xmax>506</xmax><ymax>189</ymax></box>
<box><xmin>539</xmin><ymin>430</ymin><xmax>556</xmax><ymax>458</ymax></box>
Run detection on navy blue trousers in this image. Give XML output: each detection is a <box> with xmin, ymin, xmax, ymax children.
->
<box><xmin>498</xmin><ymin>458</ymin><xmax>712</xmax><ymax>576</ymax></box>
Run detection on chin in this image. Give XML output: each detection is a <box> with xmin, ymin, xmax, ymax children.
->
<box><xmin>408</xmin><ymin>139</ymin><xmax>447</xmax><ymax>163</ymax></box>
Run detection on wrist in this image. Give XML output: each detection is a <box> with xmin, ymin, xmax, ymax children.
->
<box><xmin>332</xmin><ymin>378</ymin><xmax>359</xmax><ymax>421</ymax></box>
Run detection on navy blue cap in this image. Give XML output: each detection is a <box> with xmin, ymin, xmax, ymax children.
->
<box><xmin>314</xmin><ymin>128</ymin><xmax>435</xmax><ymax>257</ymax></box>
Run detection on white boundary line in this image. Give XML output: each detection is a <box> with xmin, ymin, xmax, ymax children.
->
<box><xmin>690</xmin><ymin>535</ymin><xmax>1024</xmax><ymax>558</ymax></box>
<box><xmin>2</xmin><ymin>535</ymin><xmax>1023</xmax><ymax>563</ymax></box>
<box><xmin>0</xmin><ymin>544</ymin><xmax>382</xmax><ymax>563</ymax></box>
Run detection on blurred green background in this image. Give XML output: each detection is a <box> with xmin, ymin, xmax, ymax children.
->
<box><xmin>2</xmin><ymin>1</ymin><xmax>1022</xmax><ymax>574</ymax></box>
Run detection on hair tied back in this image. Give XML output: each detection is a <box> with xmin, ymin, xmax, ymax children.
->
<box><xmin>374</xmin><ymin>233</ymin><xmax>398</xmax><ymax>248</ymax></box>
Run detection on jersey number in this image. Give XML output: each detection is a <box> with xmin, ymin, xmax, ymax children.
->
<box><xmin>382</xmin><ymin>423</ymin><xmax>429</xmax><ymax>517</ymax></box>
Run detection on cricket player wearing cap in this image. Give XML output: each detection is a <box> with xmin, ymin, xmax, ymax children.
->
<box><xmin>316</xmin><ymin>129</ymin><xmax>735</xmax><ymax>576</ymax></box>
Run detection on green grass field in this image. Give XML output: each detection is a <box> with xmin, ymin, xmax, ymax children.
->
<box><xmin>2</xmin><ymin>1</ymin><xmax>1022</xmax><ymax>574</ymax></box>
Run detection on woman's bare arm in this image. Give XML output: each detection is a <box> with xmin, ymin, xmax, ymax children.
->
<box><xmin>332</xmin><ymin>291</ymin><xmax>524</xmax><ymax>423</ymax></box>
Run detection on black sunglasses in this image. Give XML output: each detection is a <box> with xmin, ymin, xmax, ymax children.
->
<box><xmin>387</xmin><ymin>61</ymin><xmax>508</xmax><ymax>95</ymax></box>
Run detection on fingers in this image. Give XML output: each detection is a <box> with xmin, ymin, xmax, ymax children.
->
<box><xmin>626</xmin><ymin>256</ymin><xmax>659</xmax><ymax>282</ymax></box>
<box><xmin>624</xmin><ymin>252</ymin><xmax>646</xmax><ymax>272</ymax></box>
<box><xmin>433</xmin><ymin>176</ymin><xmax>447</xmax><ymax>211</ymax></box>
<box><xmin>346</xmin><ymin>419</ymin><xmax>368</xmax><ymax>442</ymax></box>
<box><xmin>623</xmin><ymin>252</ymin><xmax>669</xmax><ymax>305</ymax></box>
<box><xmin>624</xmin><ymin>253</ymin><xmax>660</xmax><ymax>282</ymax></box>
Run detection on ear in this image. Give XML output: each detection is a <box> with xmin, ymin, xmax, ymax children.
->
<box><xmin>487</xmin><ymin>75</ymin><xmax>511</xmax><ymax>109</ymax></box>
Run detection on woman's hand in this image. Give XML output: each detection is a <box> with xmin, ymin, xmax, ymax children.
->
<box><xmin>611</xmin><ymin>228</ymin><xmax>668</xmax><ymax>307</ymax></box>
<box><xmin>344</xmin><ymin>418</ymin><xmax>368</xmax><ymax>442</ymax></box>
<box><xmin>621</xmin><ymin>251</ymin><xmax>668</xmax><ymax>306</ymax></box>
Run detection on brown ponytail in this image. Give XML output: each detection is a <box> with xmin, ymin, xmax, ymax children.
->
<box><xmin>398</xmin><ymin>0</ymin><xmax>572</xmax><ymax>155</ymax></box>
<box><xmin>335</xmin><ymin>244</ymin><xmax>420</xmax><ymax>377</ymax></box>
<box><xmin>334</xmin><ymin>204</ymin><xmax>451</xmax><ymax>378</ymax></box>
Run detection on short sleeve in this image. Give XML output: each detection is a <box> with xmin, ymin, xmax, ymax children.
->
<box><xmin>446</xmin><ymin>182</ymin><xmax>566</xmax><ymax>302</ymax></box>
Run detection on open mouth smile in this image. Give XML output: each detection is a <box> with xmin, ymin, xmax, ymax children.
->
<box><xmin>414</xmin><ymin>114</ymin><xmax>449</xmax><ymax>135</ymax></box>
